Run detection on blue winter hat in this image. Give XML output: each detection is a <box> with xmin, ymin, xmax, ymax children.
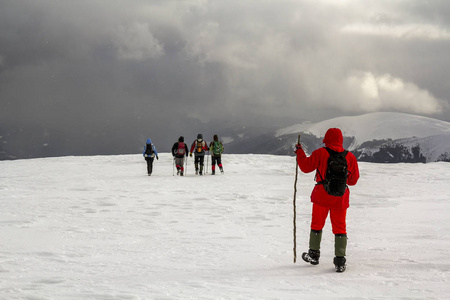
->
<box><xmin>146</xmin><ymin>138</ymin><xmax>152</xmax><ymax>144</ymax></box>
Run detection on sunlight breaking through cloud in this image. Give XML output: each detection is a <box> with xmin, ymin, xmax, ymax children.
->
<box><xmin>346</xmin><ymin>72</ymin><xmax>444</xmax><ymax>114</ymax></box>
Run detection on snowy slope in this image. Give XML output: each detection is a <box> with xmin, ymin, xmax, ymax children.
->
<box><xmin>359</xmin><ymin>133</ymin><xmax>450</xmax><ymax>163</ymax></box>
<box><xmin>276</xmin><ymin>112</ymin><xmax>450</xmax><ymax>150</ymax></box>
<box><xmin>1</xmin><ymin>154</ymin><xmax>450</xmax><ymax>299</ymax></box>
<box><xmin>407</xmin><ymin>133</ymin><xmax>450</xmax><ymax>162</ymax></box>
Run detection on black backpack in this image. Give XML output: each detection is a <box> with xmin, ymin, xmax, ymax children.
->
<box><xmin>317</xmin><ymin>147</ymin><xmax>349</xmax><ymax>196</ymax></box>
<box><xmin>145</xmin><ymin>144</ymin><xmax>154</xmax><ymax>157</ymax></box>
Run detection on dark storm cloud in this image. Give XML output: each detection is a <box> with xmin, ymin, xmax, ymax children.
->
<box><xmin>1</xmin><ymin>0</ymin><xmax>450</xmax><ymax>157</ymax></box>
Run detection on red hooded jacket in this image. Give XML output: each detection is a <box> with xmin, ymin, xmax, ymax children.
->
<box><xmin>296</xmin><ymin>128</ymin><xmax>359</xmax><ymax>209</ymax></box>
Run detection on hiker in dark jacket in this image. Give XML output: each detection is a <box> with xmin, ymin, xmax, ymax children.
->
<box><xmin>143</xmin><ymin>138</ymin><xmax>159</xmax><ymax>176</ymax></box>
<box><xmin>295</xmin><ymin>128</ymin><xmax>359</xmax><ymax>272</ymax></box>
<box><xmin>171</xmin><ymin>136</ymin><xmax>189</xmax><ymax>176</ymax></box>
<box><xmin>209</xmin><ymin>134</ymin><xmax>224</xmax><ymax>175</ymax></box>
<box><xmin>189</xmin><ymin>134</ymin><xmax>208</xmax><ymax>175</ymax></box>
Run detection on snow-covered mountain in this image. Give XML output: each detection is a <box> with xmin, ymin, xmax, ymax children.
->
<box><xmin>224</xmin><ymin>112</ymin><xmax>450</xmax><ymax>163</ymax></box>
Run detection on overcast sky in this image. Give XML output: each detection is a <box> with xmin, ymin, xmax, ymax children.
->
<box><xmin>1</xmin><ymin>0</ymin><xmax>450</xmax><ymax>154</ymax></box>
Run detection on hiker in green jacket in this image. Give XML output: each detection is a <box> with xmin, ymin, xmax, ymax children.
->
<box><xmin>209</xmin><ymin>134</ymin><xmax>224</xmax><ymax>175</ymax></box>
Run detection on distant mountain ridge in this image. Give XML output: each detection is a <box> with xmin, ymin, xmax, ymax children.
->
<box><xmin>2</xmin><ymin>112</ymin><xmax>449</xmax><ymax>162</ymax></box>
<box><xmin>223</xmin><ymin>112</ymin><xmax>450</xmax><ymax>163</ymax></box>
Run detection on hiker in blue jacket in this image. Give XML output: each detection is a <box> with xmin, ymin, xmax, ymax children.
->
<box><xmin>143</xmin><ymin>138</ymin><xmax>158</xmax><ymax>176</ymax></box>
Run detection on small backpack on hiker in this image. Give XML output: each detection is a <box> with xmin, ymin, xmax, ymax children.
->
<box><xmin>144</xmin><ymin>144</ymin><xmax>155</xmax><ymax>158</ymax></box>
<box><xmin>177</xmin><ymin>142</ymin><xmax>186</xmax><ymax>156</ymax></box>
<box><xmin>317</xmin><ymin>147</ymin><xmax>349</xmax><ymax>196</ymax></box>
<box><xmin>196</xmin><ymin>140</ymin><xmax>204</xmax><ymax>153</ymax></box>
<box><xmin>211</xmin><ymin>141</ymin><xmax>223</xmax><ymax>156</ymax></box>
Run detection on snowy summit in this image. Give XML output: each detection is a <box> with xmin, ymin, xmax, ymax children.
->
<box><xmin>276</xmin><ymin>112</ymin><xmax>450</xmax><ymax>149</ymax></box>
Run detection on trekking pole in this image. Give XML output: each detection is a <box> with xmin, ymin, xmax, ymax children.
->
<box><xmin>206</xmin><ymin>152</ymin><xmax>209</xmax><ymax>174</ymax></box>
<box><xmin>293</xmin><ymin>134</ymin><xmax>300</xmax><ymax>263</ymax></box>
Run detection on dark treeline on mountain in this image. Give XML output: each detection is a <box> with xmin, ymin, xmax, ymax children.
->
<box><xmin>354</xmin><ymin>144</ymin><xmax>426</xmax><ymax>163</ymax></box>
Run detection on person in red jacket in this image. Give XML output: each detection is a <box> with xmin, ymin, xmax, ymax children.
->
<box><xmin>295</xmin><ymin>128</ymin><xmax>359</xmax><ymax>272</ymax></box>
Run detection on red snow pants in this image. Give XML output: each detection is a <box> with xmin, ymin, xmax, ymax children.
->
<box><xmin>311</xmin><ymin>203</ymin><xmax>347</xmax><ymax>235</ymax></box>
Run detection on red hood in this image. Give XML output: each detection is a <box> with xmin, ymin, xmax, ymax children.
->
<box><xmin>322</xmin><ymin>128</ymin><xmax>345</xmax><ymax>152</ymax></box>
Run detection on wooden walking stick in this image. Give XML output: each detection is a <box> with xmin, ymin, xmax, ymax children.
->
<box><xmin>293</xmin><ymin>134</ymin><xmax>300</xmax><ymax>263</ymax></box>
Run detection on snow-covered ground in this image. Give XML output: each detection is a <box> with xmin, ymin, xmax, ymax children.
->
<box><xmin>1</xmin><ymin>154</ymin><xmax>449</xmax><ymax>299</ymax></box>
